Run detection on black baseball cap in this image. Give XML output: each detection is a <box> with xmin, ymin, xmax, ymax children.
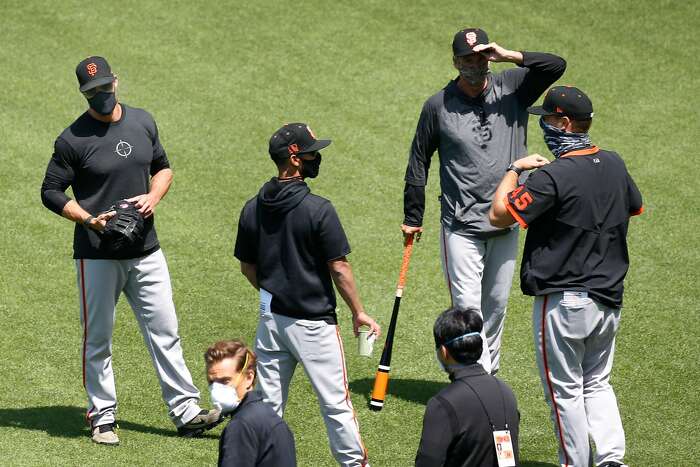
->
<box><xmin>452</xmin><ymin>28</ymin><xmax>489</xmax><ymax>57</ymax></box>
<box><xmin>527</xmin><ymin>86</ymin><xmax>594</xmax><ymax>120</ymax></box>
<box><xmin>76</xmin><ymin>56</ymin><xmax>115</xmax><ymax>92</ymax></box>
<box><xmin>268</xmin><ymin>123</ymin><xmax>331</xmax><ymax>160</ymax></box>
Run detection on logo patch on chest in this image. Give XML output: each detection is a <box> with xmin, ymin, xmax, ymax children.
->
<box><xmin>114</xmin><ymin>139</ymin><xmax>133</xmax><ymax>158</ymax></box>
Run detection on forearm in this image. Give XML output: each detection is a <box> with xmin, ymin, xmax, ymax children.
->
<box><xmin>61</xmin><ymin>199</ymin><xmax>93</xmax><ymax>224</ymax></box>
<box><xmin>329</xmin><ymin>258</ymin><xmax>364</xmax><ymax>316</ymax></box>
<box><xmin>149</xmin><ymin>168</ymin><xmax>173</xmax><ymax>202</ymax></box>
<box><xmin>503</xmin><ymin>49</ymin><xmax>523</xmax><ymax>65</ymax></box>
<box><xmin>489</xmin><ymin>171</ymin><xmax>519</xmax><ymax>227</ymax></box>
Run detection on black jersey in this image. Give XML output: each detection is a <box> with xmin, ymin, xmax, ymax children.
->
<box><xmin>234</xmin><ymin>179</ymin><xmax>351</xmax><ymax>324</ymax></box>
<box><xmin>506</xmin><ymin>147</ymin><xmax>643</xmax><ymax>308</ymax></box>
<box><xmin>41</xmin><ymin>104</ymin><xmax>170</xmax><ymax>259</ymax></box>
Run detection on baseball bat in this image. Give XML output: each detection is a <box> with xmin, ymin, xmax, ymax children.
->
<box><xmin>369</xmin><ymin>233</ymin><xmax>415</xmax><ymax>411</ymax></box>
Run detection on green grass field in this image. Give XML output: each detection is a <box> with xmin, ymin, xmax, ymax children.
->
<box><xmin>1</xmin><ymin>0</ymin><xmax>698</xmax><ymax>465</ymax></box>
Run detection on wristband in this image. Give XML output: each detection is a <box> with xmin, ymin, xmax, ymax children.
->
<box><xmin>83</xmin><ymin>215</ymin><xmax>94</xmax><ymax>226</ymax></box>
<box><xmin>507</xmin><ymin>163</ymin><xmax>524</xmax><ymax>176</ymax></box>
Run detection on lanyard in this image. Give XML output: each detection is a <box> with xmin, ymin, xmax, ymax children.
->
<box><xmin>458</xmin><ymin>378</ymin><xmax>509</xmax><ymax>431</ymax></box>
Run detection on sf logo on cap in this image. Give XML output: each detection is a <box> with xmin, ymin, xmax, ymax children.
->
<box><xmin>86</xmin><ymin>62</ymin><xmax>98</xmax><ymax>77</ymax></box>
<box><xmin>465</xmin><ymin>32</ymin><xmax>477</xmax><ymax>46</ymax></box>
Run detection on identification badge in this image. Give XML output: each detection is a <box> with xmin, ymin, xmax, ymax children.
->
<box><xmin>492</xmin><ymin>430</ymin><xmax>515</xmax><ymax>467</ymax></box>
<box><xmin>259</xmin><ymin>288</ymin><xmax>273</xmax><ymax>318</ymax></box>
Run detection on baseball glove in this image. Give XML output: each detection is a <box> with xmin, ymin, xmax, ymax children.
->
<box><xmin>102</xmin><ymin>200</ymin><xmax>145</xmax><ymax>251</ymax></box>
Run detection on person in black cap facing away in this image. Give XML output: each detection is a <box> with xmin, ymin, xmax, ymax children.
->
<box><xmin>401</xmin><ymin>28</ymin><xmax>566</xmax><ymax>376</ymax></box>
<box><xmin>234</xmin><ymin>123</ymin><xmax>381</xmax><ymax>466</ymax></box>
<box><xmin>489</xmin><ymin>86</ymin><xmax>642</xmax><ymax>467</ymax></box>
<box><xmin>205</xmin><ymin>339</ymin><xmax>296</xmax><ymax>467</ymax></box>
<box><xmin>415</xmin><ymin>307</ymin><xmax>520</xmax><ymax>467</ymax></box>
<box><xmin>40</xmin><ymin>56</ymin><xmax>221</xmax><ymax>445</ymax></box>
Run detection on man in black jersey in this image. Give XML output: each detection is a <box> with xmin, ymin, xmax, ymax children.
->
<box><xmin>489</xmin><ymin>86</ymin><xmax>642</xmax><ymax>467</ymax></box>
<box><xmin>234</xmin><ymin>123</ymin><xmax>380</xmax><ymax>466</ymax></box>
<box><xmin>40</xmin><ymin>56</ymin><xmax>219</xmax><ymax>445</ymax></box>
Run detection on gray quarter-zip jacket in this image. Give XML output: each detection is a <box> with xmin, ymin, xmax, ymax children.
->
<box><xmin>403</xmin><ymin>51</ymin><xmax>566</xmax><ymax>237</ymax></box>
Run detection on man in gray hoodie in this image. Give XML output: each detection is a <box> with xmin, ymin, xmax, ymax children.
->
<box><xmin>401</xmin><ymin>28</ymin><xmax>566</xmax><ymax>373</ymax></box>
<box><xmin>234</xmin><ymin>123</ymin><xmax>380</xmax><ymax>467</ymax></box>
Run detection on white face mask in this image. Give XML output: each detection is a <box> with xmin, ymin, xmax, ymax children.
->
<box><xmin>209</xmin><ymin>382</ymin><xmax>241</xmax><ymax>414</ymax></box>
<box><xmin>209</xmin><ymin>352</ymin><xmax>250</xmax><ymax>415</ymax></box>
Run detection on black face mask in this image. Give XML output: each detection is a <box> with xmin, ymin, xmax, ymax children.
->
<box><xmin>301</xmin><ymin>154</ymin><xmax>321</xmax><ymax>179</ymax></box>
<box><xmin>88</xmin><ymin>92</ymin><xmax>117</xmax><ymax>115</ymax></box>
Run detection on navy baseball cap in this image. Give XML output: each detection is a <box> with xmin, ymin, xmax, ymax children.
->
<box><xmin>76</xmin><ymin>56</ymin><xmax>115</xmax><ymax>92</ymax></box>
<box><xmin>268</xmin><ymin>123</ymin><xmax>331</xmax><ymax>160</ymax></box>
<box><xmin>452</xmin><ymin>28</ymin><xmax>489</xmax><ymax>56</ymax></box>
<box><xmin>527</xmin><ymin>86</ymin><xmax>594</xmax><ymax>120</ymax></box>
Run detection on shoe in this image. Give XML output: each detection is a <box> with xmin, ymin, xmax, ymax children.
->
<box><xmin>599</xmin><ymin>463</ymin><xmax>628</xmax><ymax>467</ymax></box>
<box><xmin>92</xmin><ymin>423</ymin><xmax>119</xmax><ymax>445</ymax></box>
<box><xmin>177</xmin><ymin>409</ymin><xmax>222</xmax><ymax>437</ymax></box>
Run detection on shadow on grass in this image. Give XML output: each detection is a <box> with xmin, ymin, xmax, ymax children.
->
<box><xmin>0</xmin><ymin>405</ymin><xmax>218</xmax><ymax>440</ymax></box>
<box><xmin>349</xmin><ymin>377</ymin><xmax>447</xmax><ymax>406</ymax></box>
<box><xmin>519</xmin><ymin>462</ymin><xmax>558</xmax><ymax>467</ymax></box>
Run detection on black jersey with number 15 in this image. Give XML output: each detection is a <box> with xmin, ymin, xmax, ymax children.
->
<box><xmin>505</xmin><ymin>147</ymin><xmax>643</xmax><ymax>308</ymax></box>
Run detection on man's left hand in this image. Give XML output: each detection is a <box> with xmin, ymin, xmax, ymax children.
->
<box><xmin>126</xmin><ymin>193</ymin><xmax>159</xmax><ymax>218</ymax></box>
<box><xmin>473</xmin><ymin>42</ymin><xmax>522</xmax><ymax>63</ymax></box>
<box><xmin>352</xmin><ymin>311</ymin><xmax>381</xmax><ymax>338</ymax></box>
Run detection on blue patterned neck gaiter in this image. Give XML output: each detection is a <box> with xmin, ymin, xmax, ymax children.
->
<box><xmin>539</xmin><ymin>117</ymin><xmax>592</xmax><ymax>158</ymax></box>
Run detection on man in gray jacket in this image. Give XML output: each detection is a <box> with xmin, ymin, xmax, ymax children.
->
<box><xmin>401</xmin><ymin>28</ymin><xmax>565</xmax><ymax>373</ymax></box>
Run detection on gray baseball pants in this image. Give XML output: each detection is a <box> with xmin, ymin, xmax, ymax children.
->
<box><xmin>255</xmin><ymin>307</ymin><xmax>368</xmax><ymax>467</ymax></box>
<box><xmin>439</xmin><ymin>225</ymin><xmax>518</xmax><ymax>374</ymax></box>
<box><xmin>75</xmin><ymin>249</ymin><xmax>203</xmax><ymax>428</ymax></box>
<box><xmin>533</xmin><ymin>292</ymin><xmax>626</xmax><ymax>467</ymax></box>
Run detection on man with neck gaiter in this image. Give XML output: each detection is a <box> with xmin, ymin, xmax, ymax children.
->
<box><xmin>401</xmin><ymin>28</ymin><xmax>566</xmax><ymax>375</ymax></box>
<box><xmin>489</xmin><ymin>86</ymin><xmax>643</xmax><ymax>467</ymax></box>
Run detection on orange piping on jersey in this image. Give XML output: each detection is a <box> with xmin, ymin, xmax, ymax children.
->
<box><xmin>334</xmin><ymin>326</ymin><xmax>368</xmax><ymax>464</ymax></box>
<box><xmin>504</xmin><ymin>197</ymin><xmax>529</xmax><ymax>229</ymax></box>
<box><xmin>541</xmin><ymin>296</ymin><xmax>571</xmax><ymax>466</ymax></box>
<box><xmin>560</xmin><ymin>146</ymin><xmax>600</xmax><ymax>157</ymax></box>
<box><xmin>631</xmin><ymin>206</ymin><xmax>644</xmax><ymax>216</ymax></box>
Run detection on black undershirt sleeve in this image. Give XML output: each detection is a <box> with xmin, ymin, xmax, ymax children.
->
<box><xmin>403</xmin><ymin>100</ymin><xmax>439</xmax><ymax>227</ymax></box>
<box><xmin>403</xmin><ymin>183</ymin><xmax>426</xmax><ymax>227</ymax></box>
<box><xmin>515</xmin><ymin>51</ymin><xmax>567</xmax><ymax>107</ymax></box>
<box><xmin>40</xmin><ymin>137</ymin><xmax>77</xmax><ymax>215</ymax></box>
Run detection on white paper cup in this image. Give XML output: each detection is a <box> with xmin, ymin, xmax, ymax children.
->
<box><xmin>358</xmin><ymin>329</ymin><xmax>376</xmax><ymax>357</ymax></box>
